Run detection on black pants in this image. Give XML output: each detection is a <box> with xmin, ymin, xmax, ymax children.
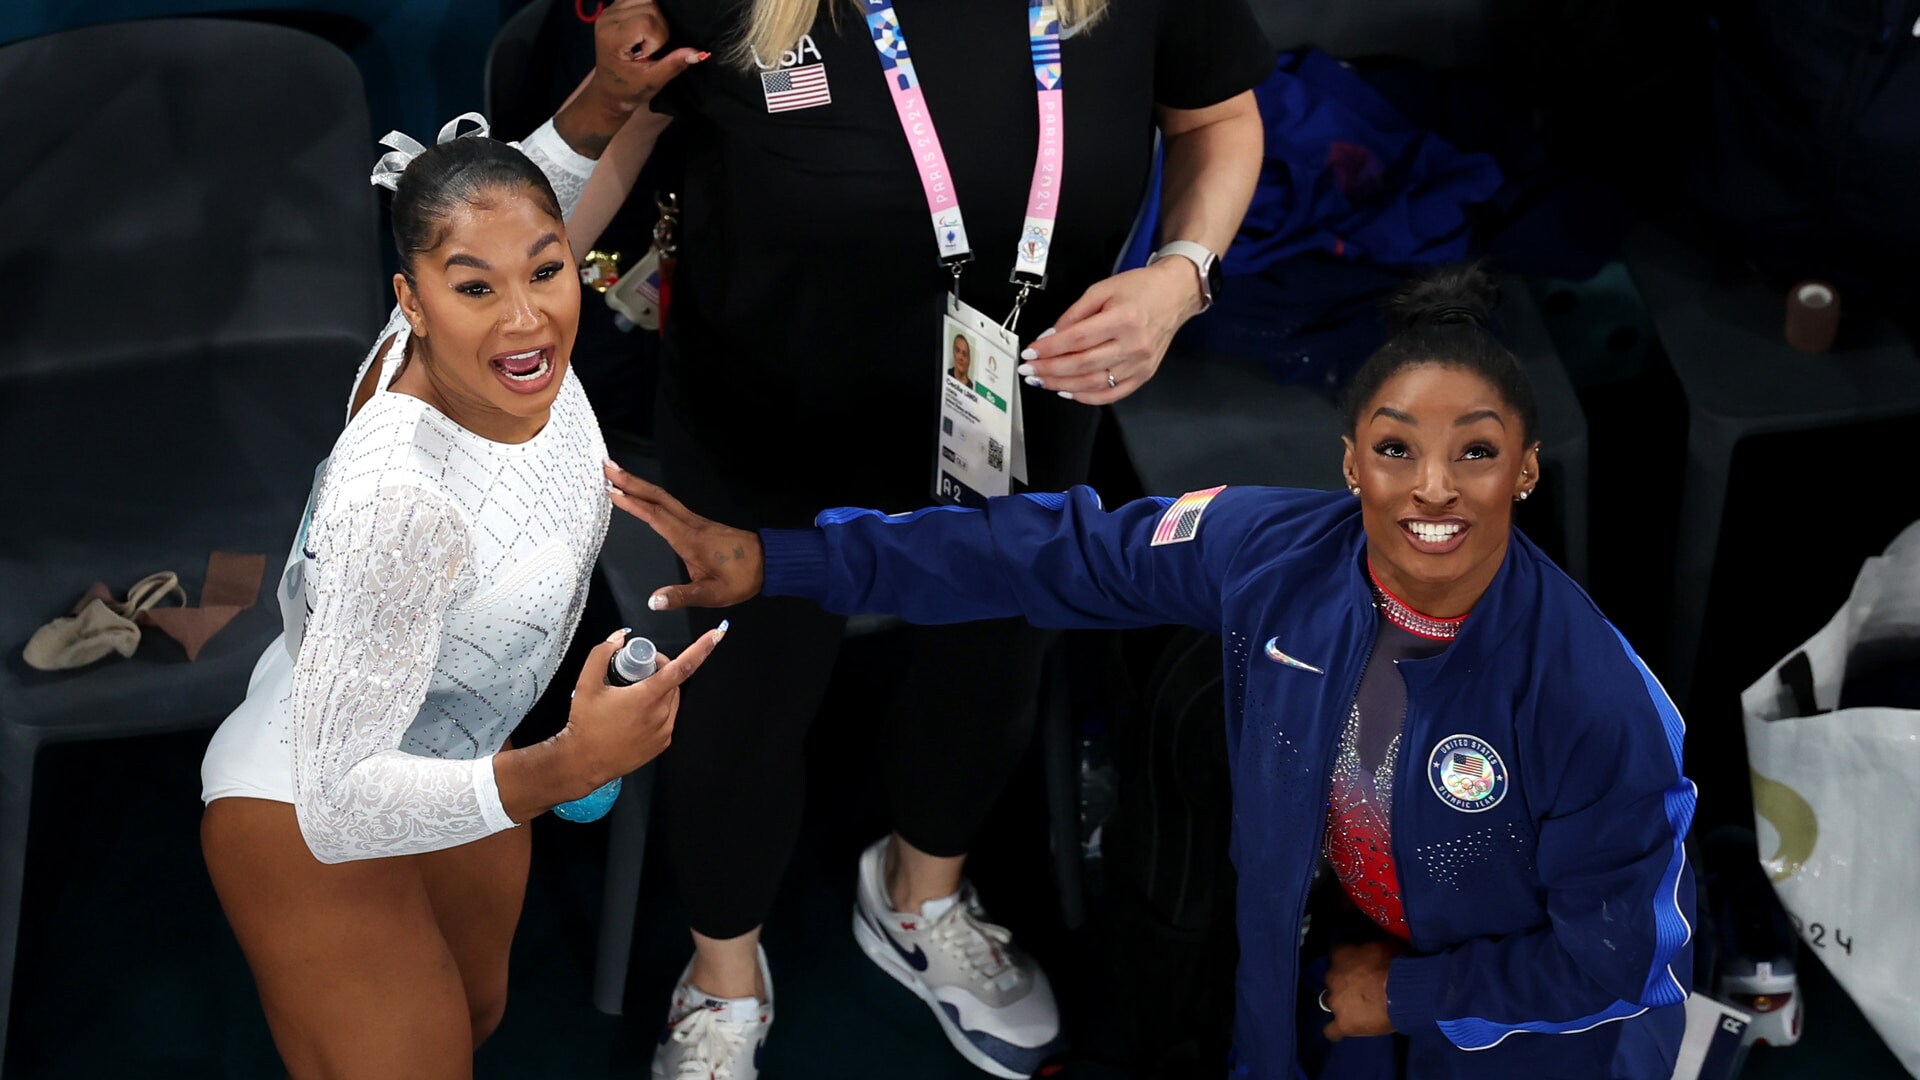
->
<box><xmin>654</xmin><ymin>388</ymin><xmax>1098</xmax><ymax>939</ymax></box>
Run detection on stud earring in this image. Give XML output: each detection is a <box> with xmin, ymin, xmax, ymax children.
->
<box><xmin>1516</xmin><ymin>490</ymin><xmax>1531</xmax><ymax>502</ymax></box>
<box><xmin>1349</xmin><ymin>486</ymin><xmax>1361</xmax><ymax>497</ymax></box>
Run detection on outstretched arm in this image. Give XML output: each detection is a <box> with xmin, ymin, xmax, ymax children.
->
<box><xmin>606</xmin><ymin>462</ymin><xmax>1331</xmax><ymax>633</ymax></box>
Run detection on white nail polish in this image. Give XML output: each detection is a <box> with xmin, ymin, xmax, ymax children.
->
<box><xmin>1038</xmin><ymin>327</ymin><xmax>1057</xmax><ymax>339</ymax></box>
<box><xmin>1057</xmin><ymin>391</ymin><xmax>1075</xmax><ymax>400</ymax></box>
<box><xmin>648</xmin><ymin>594</ymin><xmax>667</xmax><ymax>611</ymax></box>
<box><xmin>1025</xmin><ymin>376</ymin><xmax>1044</xmax><ymax>388</ymax></box>
<box><xmin>1017</xmin><ymin>364</ymin><xmax>1035</xmax><ymax>377</ymax></box>
<box><xmin>1020</xmin><ymin>348</ymin><xmax>1038</xmax><ymax>361</ymax></box>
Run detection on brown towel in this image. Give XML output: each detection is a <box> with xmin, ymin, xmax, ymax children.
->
<box><xmin>140</xmin><ymin>552</ymin><xmax>268</xmax><ymax>661</ymax></box>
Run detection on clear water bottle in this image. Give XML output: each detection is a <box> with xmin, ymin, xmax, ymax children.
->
<box><xmin>552</xmin><ymin>635</ymin><xmax>658</xmax><ymax>823</ymax></box>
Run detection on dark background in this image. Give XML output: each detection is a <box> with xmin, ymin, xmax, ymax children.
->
<box><xmin>3</xmin><ymin>0</ymin><xmax>1915</xmax><ymax>1076</ymax></box>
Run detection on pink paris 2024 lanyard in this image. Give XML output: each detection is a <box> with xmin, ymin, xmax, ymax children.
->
<box><xmin>859</xmin><ymin>2</ymin><xmax>1063</xmax><ymax>330</ymax></box>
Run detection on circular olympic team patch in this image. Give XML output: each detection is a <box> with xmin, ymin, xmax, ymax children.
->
<box><xmin>1427</xmin><ymin>734</ymin><xmax>1508</xmax><ymax>813</ymax></box>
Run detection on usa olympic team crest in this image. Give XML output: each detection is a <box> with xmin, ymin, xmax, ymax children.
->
<box><xmin>1427</xmin><ymin>734</ymin><xmax>1508</xmax><ymax>812</ymax></box>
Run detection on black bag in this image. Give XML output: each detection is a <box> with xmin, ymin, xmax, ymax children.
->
<box><xmin>1084</xmin><ymin>628</ymin><xmax>1240</xmax><ymax>1079</ymax></box>
<box><xmin>1692</xmin><ymin>0</ymin><xmax>1920</xmax><ymax>307</ymax></box>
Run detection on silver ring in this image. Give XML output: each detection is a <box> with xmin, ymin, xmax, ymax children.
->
<box><xmin>1318</xmin><ymin>989</ymin><xmax>1332</xmax><ymax>1014</ymax></box>
<box><xmin>1106</xmin><ymin>370</ymin><xmax>1118</xmax><ymax>389</ymax></box>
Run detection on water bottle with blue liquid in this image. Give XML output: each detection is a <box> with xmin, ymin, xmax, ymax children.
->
<box><xmin>552</xmin><ymin>634</ymin><xmax>658</xmax><ymax>823</ymax></box>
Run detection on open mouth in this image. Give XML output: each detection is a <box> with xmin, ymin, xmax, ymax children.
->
<box><xmin>1400</xmin><ymin>518</ymin><xmax>1469</xmax><ymax>553</ymax></box>
<box><xmin>489</xmin><ymin>345</ymin><xmax>555</xmax><ymax>392</ymax></box>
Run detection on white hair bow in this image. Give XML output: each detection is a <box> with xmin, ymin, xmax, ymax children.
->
<box><xmin>368</xmin><ymin>111</ymin><xmax>492</xmax><ymax>191</ymax></box>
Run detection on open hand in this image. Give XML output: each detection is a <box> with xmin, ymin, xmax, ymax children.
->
<box><xmin>1322</xmin><ymin>940</ymin><xmax>1399</xmax><ymax>1041</ymax></box>
<box><xmin>1015</xmin><ymin>258</ymin><xmax>1206</xmax><ymax>406</ymax></box>
<box><xmin>604</xmin><ymin>460</ymin><xmax>764</xmax><ymax>611</ymax></box>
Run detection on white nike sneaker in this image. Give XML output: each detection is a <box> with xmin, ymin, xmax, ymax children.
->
<box><xmin>650</xmin><ymin>947</ymin><xmax>773</xmax><ymax>1080</ymax></box>
<box><xmin>852</xmin><ymin>837</ymin><xmax>1066</xmax><ymax>1079</ymax></box>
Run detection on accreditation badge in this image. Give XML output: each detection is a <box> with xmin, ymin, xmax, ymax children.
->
<box><xmin>933</xmin><ymin>294</ymin><xmax>1022</xmax><ymax>506</ymax></box>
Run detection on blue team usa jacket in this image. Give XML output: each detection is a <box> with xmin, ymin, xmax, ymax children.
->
<box><xmin>761</xmin><ymin>485</ymin><xmax>1696</xmax><ymax>1079</ymax></box>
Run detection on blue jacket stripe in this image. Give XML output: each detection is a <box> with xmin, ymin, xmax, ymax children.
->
<box><xmin>1608</xmin><ymin>625</ymin><xmax>1696</xmax><ymax>1007</ymax></box>
<box><xmin>814</xmin><ymin>505</ymin><xmax>975</xmax><ymax>527</ymax></box>
<box><xmin>1435</xmin><ymin>625</ymin><xmax>1694</xmax><ymax>1049</ymax></box>
<box><xmin>1439</xmin><ymin>1000</ymin><xmax>1648</xmax><ymax>1051</ymax></box>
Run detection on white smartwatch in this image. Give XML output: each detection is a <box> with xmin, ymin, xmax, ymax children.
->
<box><xmin>1148</xmin><ymin>240</ymin><xmax>1223</xmax><ymax>312</ymax></box>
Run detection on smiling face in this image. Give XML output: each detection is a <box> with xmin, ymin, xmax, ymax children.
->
<box><xmin>1341</xmin><ymin>362</ymin><xmax>1539</xmax><ymax>616</ymax></box>
<box><xmin>391</xmin><ymin>187</ymin><xmax>579</xmax><ymax>442</ymax></box>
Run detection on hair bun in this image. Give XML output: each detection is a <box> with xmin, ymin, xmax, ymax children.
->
<box><xmin>1385</xmin><ymin>263</ymin><xmax>1499</xmax><ymax>334</ymax></box>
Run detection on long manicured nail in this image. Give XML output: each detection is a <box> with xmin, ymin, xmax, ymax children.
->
<box><xmin>648</xmin><ymin>594</ymin><xmax>668</xmax><ymax>611</ymax></box>
<box><xmin>1025</xmin><ymin>376</ymin><xmax>1044</xmax><ymax>388</ymax></box>
<box><xmin>604</xmin><ymin>458</ymin><xmax>620</xmax><ymax>472</ymax></box>
<box><xmin>714</xmin><ymin>619</ymin><xmax>731</xmax><ymax>639</ymax></box>
<box><xmin>1020</xmin><ymin>348</ymin><xmax>1038</xmax><ymax>361</ymax></box>
<box><xmin>607</xmin><ymin>627</ymin><xmax>631</xmax><ymax>643</ymax></box>
<box><xmin>692</xmin><ymin>50</ymin><xmax>711</xmax><ymax>63</ymax></box>
<box><xmin>1017</xmin><ymin>363</ymin><xmax>1035</xmax><ymax>376</ymax></box>
<box><xmin>1038</xmin><ymin>327</ymin><xmax>1057</xmax><ymax>339</ymax></box>
<box><xmin>1057</xmin><ymin>391</ymin><xmax>1075</xmax><ymax>400</ymax></box>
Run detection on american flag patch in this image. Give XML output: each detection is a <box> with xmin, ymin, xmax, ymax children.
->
<box><xmin>761</xmin><ymin>64</ymin><xmax>832</xmax><ymax>113</ymax></box>
<box><xmin>1150</xmin><ymin>486</ymin><xmax>1226</xmax><ymax>546</ymax></box>
<box><xmin>1451</xmin><ymin>753</ymin><xmax>1485</xmax><ymax>778</ymax></box>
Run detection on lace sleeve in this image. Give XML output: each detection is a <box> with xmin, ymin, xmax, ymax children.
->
<box><xmin>288</xmin><ymin>484</ymin><xmax>517</xmax><ymax>863</ymax></box>
<box><xmin>516</xmin><ymin>119</ymin><xmax>598</xmax><ymax>220</ymax></box>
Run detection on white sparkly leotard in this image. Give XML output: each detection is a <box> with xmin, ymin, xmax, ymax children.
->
<box><xmin>199</xmin><ymin>121</ymin><xmax>611</xmax><ymax>863</ymax></box>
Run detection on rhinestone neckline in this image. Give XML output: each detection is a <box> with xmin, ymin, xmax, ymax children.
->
<box><xmin>1367</xmin><ymin>562</ymin><xmax>1467</xmax><ymax>641</ymax></box>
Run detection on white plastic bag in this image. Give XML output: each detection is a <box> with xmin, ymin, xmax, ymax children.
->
<box><xmin>1741</xmin><ymin>522</ymin><xmax>1920</xmax><ymax>1077</ymax></box>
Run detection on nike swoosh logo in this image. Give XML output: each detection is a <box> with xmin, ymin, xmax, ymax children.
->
<box><xmin>867</xmin><ymin>910</ymin><xmax>929</xmax><ymax>971</ymax></box>
<box><xmin>1265</xmin><ymin>638</ymin><xmax>1325</xmax><ymax>675</ymax></box>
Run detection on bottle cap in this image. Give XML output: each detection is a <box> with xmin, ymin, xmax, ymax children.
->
<box><xmin>612</xmin><ymin>636</ymin><xmax>658</xmax><ymax>682</ymax></box>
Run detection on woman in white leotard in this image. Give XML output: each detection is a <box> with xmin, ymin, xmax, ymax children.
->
<box><xmin>198</xmin><ymin>6</ymin><xmax>714</xmax><ymax>1074</ymax></box>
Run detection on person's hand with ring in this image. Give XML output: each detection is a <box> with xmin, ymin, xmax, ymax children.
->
<box><xmin>1015</xmin><ymin>257</ymin><xmax>1205</xmax><ymax>406</ymax></box>
<box><xmin>1322</xmin><ymin>940</ymin><xmax>1400</xmax><ymax>1041</ymax></box>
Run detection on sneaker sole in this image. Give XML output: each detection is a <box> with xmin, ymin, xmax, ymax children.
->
<box><xmin>851</xmin><ymin>907</ymin><xmax>1032</xmax><ymax>1080</ymax></box>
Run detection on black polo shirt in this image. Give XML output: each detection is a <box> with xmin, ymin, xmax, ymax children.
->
<box><xmin>654</xmin><ymin>0</ymin><xmax>1271</xmax><ymax>515</ymax></box>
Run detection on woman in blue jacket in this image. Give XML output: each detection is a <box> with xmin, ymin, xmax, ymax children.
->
<box><xmin>605</xmin><ymin>266</ymin><xmax>1696</xmax><ymax>1079</ymax></box>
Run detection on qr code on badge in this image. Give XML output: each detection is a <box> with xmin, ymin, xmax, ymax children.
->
<box><xmin>988</xmin><ymin>438</ymin><xmax>1005</xmax><ymax>473</ymax></box>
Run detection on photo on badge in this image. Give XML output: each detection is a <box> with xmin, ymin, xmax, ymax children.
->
<box><xmin>947</xmin><ymin>331</ymin><xmax>977</xmax><ymax>391</ymax></box>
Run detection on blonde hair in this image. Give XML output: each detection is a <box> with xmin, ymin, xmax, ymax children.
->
<box><xmin>731</xmin><ymin>0</ymin><xmax>1108</xmax><ymax>69</ymax></box>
